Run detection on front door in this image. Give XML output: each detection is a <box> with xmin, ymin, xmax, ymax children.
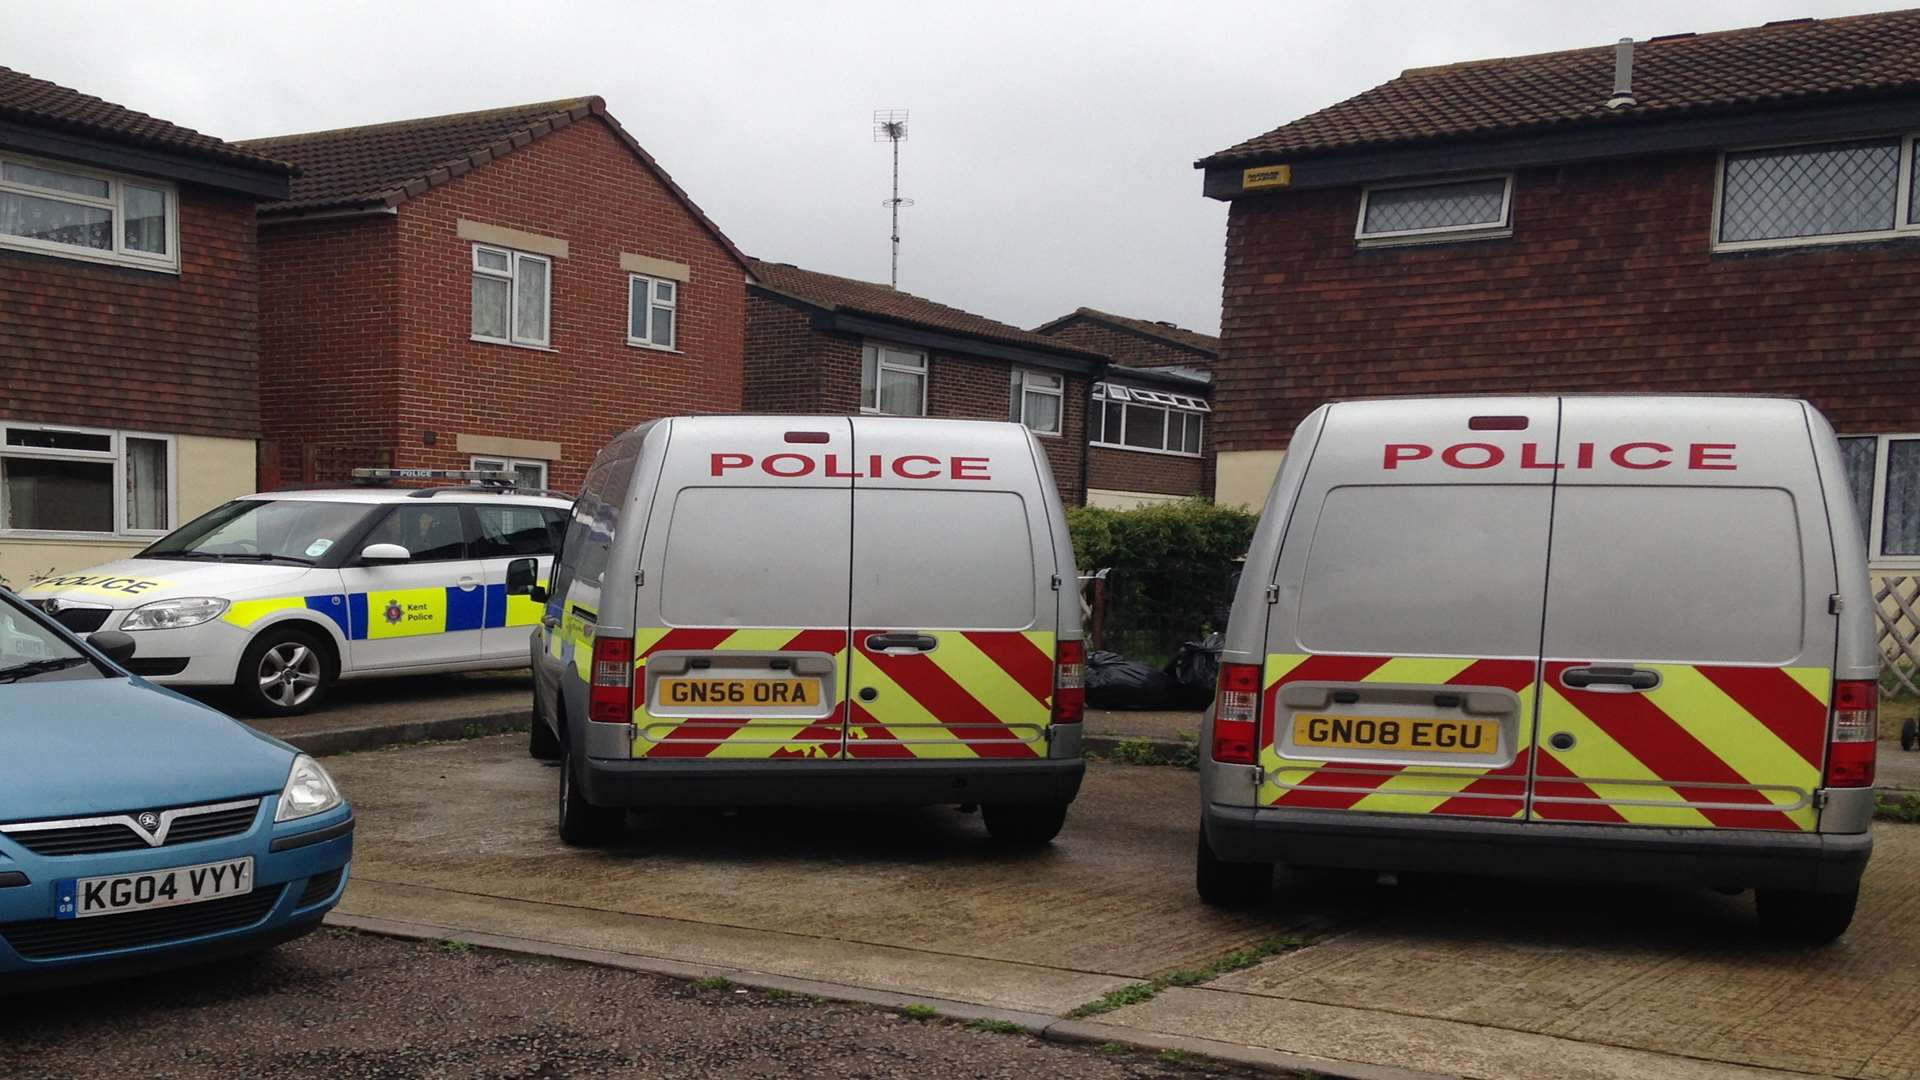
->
<box><xmin>340</xmin><ymin>503</ymin><xmax>484</xmax><ymax>671</ymax></box>
<box><xmin>1530</xmin><ymin>399</ymin><xmax>1837</xmax><ymax>831</ymax></box>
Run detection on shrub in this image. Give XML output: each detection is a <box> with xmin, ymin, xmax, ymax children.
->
<box><xmin>1066</xmin><ymin>500</ymin><xmax>1258</xmax><ymax>658</ymax></box>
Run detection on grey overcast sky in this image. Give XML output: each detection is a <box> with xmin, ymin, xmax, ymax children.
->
<box><xmin>5</xmin><ymin>1</ymin><xmax>1891</xmax><ymax>335</ymax></box>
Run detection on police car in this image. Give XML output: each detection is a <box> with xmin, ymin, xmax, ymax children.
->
<box><xmin>21</xmin><ymin>470</ymin><xmax>570</xmax><ymax>716</ymax></box>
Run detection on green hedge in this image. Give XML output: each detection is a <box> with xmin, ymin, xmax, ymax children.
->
<box><xmin>1066</xmin><ymin>499</ymin><xmax>1258</xmax><ymax>658</ymax></box>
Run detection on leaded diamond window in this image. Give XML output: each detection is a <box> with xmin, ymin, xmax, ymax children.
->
<box><xmin>1359</xmin><ymin>176</ymin><xmax>1511</xmax><ymax>241</ymax></box>
<box><xmin>1719</xmin><ymin>139</ymin><xmax>1902</xmax><ymax>243</ymax></box>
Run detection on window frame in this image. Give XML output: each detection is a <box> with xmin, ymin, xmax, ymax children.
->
<box><xmin>1010</xmin><ymin>368</ymin><xmax>1065</xmax><ymax>437</ymax></box>
<box><xmin>470</xmin><ymin>243</ymin><xmax>552</xmax><ymax>349</ymax></box>
<box><xmin>1354</xmin><ymin>173</ymin><xmax>1514</xmax><ymax>247</ymax></box>
<box><xmin>1839</xmin><ymin>432</ymin><xmax>1920</xmax><ymax>569</ymax></box>
<box><xmin>626</xmin><ymin>273</ymin><xmax>679</xmax><ymax>352</ymax></box>
<box><xmin>0</xmin><ymin>151</ymin><xmax>180</xmax><ymax>272</ymax></box>
<box><xmin>1088</xmin><ymin>382</ymin><xmax>1205</xmax><ymax>458</ymax></box>
<box><xmin>860</xmin><ymin>343</ymin><xmax>929</xmax><ymax>417</ymax></box>
<box><xmin>469</xmin><ymin>455</ymin><xmax>549</xmax><ymax>491</ymax></box>
<box><xmin>1711</xmin><ymin>133</ymin><xmax>1920</xmax><ymax>252</ymax></box>
<box><xmin>0</xmin><ymin>423</ymin><xmax>177</xmax><ymax>540</ymax></box>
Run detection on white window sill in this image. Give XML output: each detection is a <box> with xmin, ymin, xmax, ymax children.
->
<box><xmin>859</xmin><ymin>407</ymin><xmax>927</xmax><ymax>418</ymax></box>
<box><xmin>1356</xmin><ymin>227</ymin><xmax>1511</xmax><ymax>250</ymax></box>
<box><xmin>0</xmin><ymin>237</ymin><xmax>179</xmax><ymax>274</ymax></box>
<box><xmin>471</xmin><ymin>335</ymin><xmax>556</xmax><ymax>352</ymax></box>
<box><xmin>1712</xmin><ymin>229</ymin><xmax>1920</xmax><ymax>254</ymax></box>
<box><xmin>1090</xmin><ymin>441</ymin><xmax>1203</xmax><ymax>459</ymax></box>
<box><xmin>1869</xmin><ymin>558</ymin><xmax>1920</xmax><ymax>573</ymax></box>
<box><xmin>1029</xmin><ymin>428</ymin><xmax>1064</xmax><ymax>439</ymax></box>
<box><xmin>625</xmin><ymin>339</ymin><xmax>681</xmax><ymax>354</ymax></box>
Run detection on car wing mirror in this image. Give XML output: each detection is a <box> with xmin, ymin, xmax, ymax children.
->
<box><xmin>87</xmin><ymin>630</ymin><xmax>137</xmax><ymax>665</ymax></box>
<box><xmin>360</xmin><ymin>542</ymin><xmax>412</xmax><ymax>564</ymax></box>
<box><xmin>505</xmin><ymin>557</ymin><xmax>547</xmax><ymax>603</ymax></box>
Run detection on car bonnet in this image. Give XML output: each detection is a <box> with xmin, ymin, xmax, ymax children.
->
<box><xmin>17</xmin><ymin>558</ymin><xmax>316</xmax><ymax>610</ymax></box>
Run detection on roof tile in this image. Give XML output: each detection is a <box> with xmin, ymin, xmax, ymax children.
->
<box><xmin>0</xmin><ymin>65</ymin><xmax>290</xmax><ymax>173</ymax></box>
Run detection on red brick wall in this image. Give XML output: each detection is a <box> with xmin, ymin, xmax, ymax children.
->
<box><xmin>1039</xmin><ymin>316</ymin><xmax>1214</xmax><ymax>371</ymax></box>
<box><xmin>259</xmin><ymin>116</ymin><xmax>747</xmax><ymax>492</ymax></box>
<box><xmin>2</xmin><ymin>187</ymin><xmax>261</xmax><ymax>437</ymax></box>
<box><xmin>1216</xmin><ymin>152</ymin><xmax>1920</xmax><ymax>452</ymax></box>
<box><xmin>1089</xmin><ymin>446</ymin><xmax>1205</xmax><ymax>498</ymax></box>
<box><xmin>925</xmin><ymin>349</ymin><xmax>1088</xmax><ymax>505</ymax></box>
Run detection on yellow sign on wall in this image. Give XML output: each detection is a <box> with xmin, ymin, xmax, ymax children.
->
<box><xmin>1242</xmin><ymin>164</ymin><xmax>1292</xmax><ymax>191</ymax></box>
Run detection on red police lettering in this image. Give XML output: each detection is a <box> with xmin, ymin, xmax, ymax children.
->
<box><xmin>1610</xmin><ymin>442</ymin><xmax>1672</xmax><ymax>469</ymax></box>
<box><xmin>708</xmin><ymin>452</ymin><xmax>995</xmax><ymax>481</ymax></box>
<box><xmin>1441</xmin><ymin>442</ymin><xmax>1502</xmax><ymax>469</ymax></box>
<box><xmin>1382</xmin><ymin>440</ymin><xmax>1738</xmax><ymax>472</ymax></box>
<box><xmin>762</xmin><ymin>453</ymin><xmax>816</xmax><ymax>478</ymax></box>
<box><xmin>710</xmin><ymin>453</ymin><xmax>752</xmax><ymax>476</ymax></box>
<box><xmin>892</xmin><ymin>455</ymin><xmax>940</xmax><ymax>480</ymax></box>
<box><xmin>1520</xmin><ymin>443</ymin><xmax>1562</xmax><ymax>470</ymax></box>
<box><xmin>951</xmin><ymin>456</ymin><xmax>991</xmax><ymax>481</ymax></box>
<box><xmin>1689</xmin><ymin>443</ymin><xmax>1738</xmax><ymax>470</ymax></box>
<box><xmin>1383</xmin><ymin>444</ymin><xmax>1433</xmax><ymax>469</ymax></box>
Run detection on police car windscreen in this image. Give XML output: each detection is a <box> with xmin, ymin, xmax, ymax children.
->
<box><xmin>141</xmin><ymin>500</ymin><xmax>371</xmax><ymax>563</ymax></box>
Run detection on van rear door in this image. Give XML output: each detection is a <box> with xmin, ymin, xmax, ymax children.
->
<box><xmin>1531</xmin><ymin>399</ymin><xmax>1836</xmax><ymax>831</ymax></box>
<box><xmin>1260</xmin><ymin>398</ymin><xmax>1559</xmax><ymax>819</ymax></box>
<box><xmin>845</xmin><ymin>420</ymin><xmax>1057</xmax><ymax>761</ymax></box>
<box><xmin>630</xmin><ymin>417</ymin><xmax>853</xmax><ymax>760</ymax></box>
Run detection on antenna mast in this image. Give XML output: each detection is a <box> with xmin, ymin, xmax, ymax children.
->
<box><xmin>872</xmin><ymin>109</ymin><xmax>912</xmax><ymax>287</ymax></box>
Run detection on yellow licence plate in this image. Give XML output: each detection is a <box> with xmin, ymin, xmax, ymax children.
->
<box><xmin>1292</xmin><ymin>714</ymin><xmax>1498</xmax><ymax>755</ymax></box>
<box><xmin>658</xmin><ymin>678</ymin><xmax>821</xmax><ymax>707</ymax></box>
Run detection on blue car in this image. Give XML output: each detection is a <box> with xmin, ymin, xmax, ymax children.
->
<box><xmin>0</xmin><ymin>585</ymin><xmax>352</xmax><ymax>987</ymax></box>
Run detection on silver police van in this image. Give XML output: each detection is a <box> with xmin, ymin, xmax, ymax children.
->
<box><xmin>510</xmin><ymin>416</ymin><xmax>1087</xmax><ymax>847</ymax></box>
<box><xmin>1197</xmin><ymin>396</ymin><xmax>1879</xmax><ymax>941</ymax></box>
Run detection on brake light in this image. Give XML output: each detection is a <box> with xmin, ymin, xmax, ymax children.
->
<box><xmin>1213</xmin><ymin>662</ymin><xmax>1263</xmax><ymax>764</ymax></box>
<box><xmin>1052</xmin><ymin>639</ymin><xmax>1085</xmax><ymax>724</ymax></box>
<box><xmin>588</xmin><ymin>637</ymin><xmax>635</xmax><ymax>723</ymax></box>
<box><xmin>1825</xmin><ymin>679</ymin><xmax>1877</xmax><ymax>788</ymax></box>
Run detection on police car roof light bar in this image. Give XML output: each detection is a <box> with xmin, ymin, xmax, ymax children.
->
<box><xmin>351</xmin><ymin>468</ymin><xmax>515</xmax><ymax>485</ymax></box>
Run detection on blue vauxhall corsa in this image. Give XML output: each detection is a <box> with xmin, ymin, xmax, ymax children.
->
<box><xmin>0</xmin><ymin>585</ymin><xmax>352</xmax><ymax>988</ymax></box>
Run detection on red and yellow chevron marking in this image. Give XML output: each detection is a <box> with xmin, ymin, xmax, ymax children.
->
<box><xmin>630</xmin><ymin>628</ymin><xmax>851</xmax><ymax>760</ymax></box>
<box><xmin>1258</xmin><ymin>654</ymin><xmax>1536</xmax><ymax>819</ymax></box>
<box><xmin>1532</xmin><ymin>662</ymin><xmax>1829</xmax><ymax>832</ymax></box>
<box><xmin>846</xmin><ymin>630</ymin><xmax>1056</xmax><ymax>760</ymax></box>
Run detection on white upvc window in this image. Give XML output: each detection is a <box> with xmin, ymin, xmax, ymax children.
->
<box><xmin>1839</xmin><ymin>434</ymin><xmax>1920</xmax><ymax>568</ymax></box>
<box><xmin>1009</xmin><ymin>369</ymin><xmax>1065</xmax><ymax>436</ymax></box>
<box><xmin>1089</xmin><ymin>382</ymin><xmax>1207</xmax><ymax>457</ymax></box>
<box><xmin>470</xmin><ymin>455</ymin><xmax>549</xmax><ymax>491</ymax></box>
<box><xmin>0</xmin><ymin>152</ymin><xmax>178</xmax><ymax>272</ymax></box>
<box><xmin>1714</xmin><ymin>135</ymin><xmax>1920</xmax><ymax>251</ymax></box>
<box><xmin>860</xmin><ymin>343</ymin><xmax>928</xmax><ymax>416</ymax></box>
<box><xmin>1356</xmin><ymin>174</ymin><xmax>1513</xmax><ymax>247</ymax></box>
<box><xmin>627</xmin><ymin>274</ymin><xmax>677</xmax><ymax>351</ymax></box>
<box><xmin>0</xmin><ymin>424</ymin><xmax>176</xmax><ymax>538</ymax></box>
<box><xmin>471</xmin><ymin>244</ymin><xmax>551</xmax><ymax>348</ymax></box>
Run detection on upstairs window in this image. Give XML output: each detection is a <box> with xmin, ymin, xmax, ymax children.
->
<box><xmin>1356</xmin><ymin>175</ymin><xmax>1512</xmax><ymax>246</ymax></box>
<box><xmin>0</xmin><ymin>425</ymin><xmax>173</xmax><ymax>536</ymax></box>
<box><xmin>860</xmin><ymin>344</ymin><xmax>927</xmax><ymax>416</ymax></box>
<box><xmin>0</xmin><ymin>153</ymin><xmax>176</xmax><ymax>271</ymax></box>
<box><xmin>1090</xmin><ymin>383</ymin><xmax>1207</xmax><ymax>457</ymax></box>
<box><xmin>627</xmin><ymin>274</ymin><xmax>677</xmax><ymax>350</ymax></box>
<box><xmin>1717</xmin><ymin>136</ymin><xmax>1920</xmax><ymax>249</ymax></box>
<box><xmin>471</xmin><ymin>244</ymin><xmax>551</xmax><ymax>348</ymax></box>
<box><xmin>1010</xmin><ymin>369</ymin><xmax>1064</xmax><ymax>435</ymax></box>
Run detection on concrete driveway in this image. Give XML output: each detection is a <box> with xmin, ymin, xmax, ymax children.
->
<box><xmin>324</xmin><ymin>736</ymin><xmax>1920</xmax><ymax>1080</ymax></box>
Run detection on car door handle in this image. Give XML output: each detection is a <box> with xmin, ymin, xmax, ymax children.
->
<box><xmin>457</xmin><ymin>576</ymin><xmax>479</xmax><ymax>591</ymax></box>
<box><xmin>540</xmin><ymin>615</ymin><xmax>560</xmax><ymax>629</ymax></box>
<box><xmin>1561</xmin><ymin>666</ymin><xmax>1661</xmax><ymax>692</ymax></box>
<box><xmin>865</xmin><ymin>632</ymin><xmax>938</xmax><ymax>653</ymax></box>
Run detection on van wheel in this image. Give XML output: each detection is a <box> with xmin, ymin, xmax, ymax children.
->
<box><xmin>1196</xmin><ymin>827</ymin><xmax>1272</xmax><ymax>907</ymax></box>
<box><xmin>1755</xmin><ymin>886</ymin><xmax>1857</xmax><ymax>943</ymax></box>
<box><xmin>1901</xmin><ymin>718</ymin><xmax>1917</xmax><ymax>752</ymax></box>
<box><xmin>557</xmin><ymin>745</ymin><xmax>622</xmax><ymax>847</ymax></box>
<box><xmin>236</xmin><ymin>626</ymin><xmax>333</xmax><ymax>717</ymax></box>
<box><xmin>982</xmin><ymin>802</ymin><xmax>1069</xmax><ymax>847</ymax></box>
<box><xmin>529</xmin><ymin>701</ymin><xmax>561</xmax><ymax>761</ymax></box>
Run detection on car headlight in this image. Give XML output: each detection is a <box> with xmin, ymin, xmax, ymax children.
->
<box><xmin>275</xmin><ymin>754</ymin><xmax>344</xmax><ymax>822</ymax></box>
<box><xmin>121</xmin><ymin>596</ymin><xmax>229</xmax><ymax>631</ymax></box>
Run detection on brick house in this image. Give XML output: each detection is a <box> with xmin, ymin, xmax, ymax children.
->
<box><xmin>0</xmin><ymin>66</ymin><xmax>290</xmax><ymax>584</ymax></box>
<box><xmin>242</xmin><ymin>97</ymin><xmax>749</xmax><ymax>492</ymax></box>
<box><xmin>1035</xmin><ymin>308</ymin><xmax>1217</xmax><ymax>508</ymax></box>
<box><xmin>744</xmin><ymin>260</ymin><xmax>1107</xmax><ymax>504</ymax></box>
<box><xmin>1198</xmin><ymin>11</ymin><xmax>1920</xmax><ymax>577</ymax></box>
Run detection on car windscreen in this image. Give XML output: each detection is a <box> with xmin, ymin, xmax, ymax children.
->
<box><xmin>140</xmin><ymin>499</ymin><xmax>373</xmax><ymax>565</ymax></box>
<box><xmin>0</xmin><ymin>596</ymin><xmax>98</xmax><ymax>683</ymax></box>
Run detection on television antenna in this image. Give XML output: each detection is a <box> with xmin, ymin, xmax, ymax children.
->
<box><xmin>873</xmin><ymin>109</ymin><xmax>913</xmax><ymax>287</ymax></box>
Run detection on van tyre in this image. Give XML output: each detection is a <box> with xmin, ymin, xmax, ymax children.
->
<box><xmin>529</xmin><ymin>702</ymin><xmax>561</xmax><ymax>761</ymax></box>
<box><xmin>1196</xmin><ymin>827</ymin><xmax>1272</xmax><ymax>907</ymax></box>
<box><xmin>1902</xmin><ymin>717</ymin><xmax>1917</xmax><ymax>752</ymax></box>
<box><xmin>982</xmin><ymin>802</ymin><xmax>1069</xmax><ymax>847</ymax></box>
<box><xmin>236</xmin><ymin>626</ymin><xmax>333</xmax><ymax>717</ymax></box>
<box><xmin>1756</xmin><ymin>886</ymin><xmax>1858</xmax><ymax>943</ymax></box>
<box><xmin>557</xmin><ymin>745</ymin><xmax>622</xmax><ymax>846</ymax></box>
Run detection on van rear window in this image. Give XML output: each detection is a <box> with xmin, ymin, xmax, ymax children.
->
<box><xmin>853</xmin><ymin>490</ymin><xmax>1036</xmax><ymax>630</ymax></box>
<box><xmin>1296</xmin><ymin>485</ymin><xmax>1550</xmax><ymax>658</ymax></box>
<box><xmin>660</xmin><ymin>488</ymin><xmax>850</xmax><ymax>628</ymax></box>
<box><xmin>1544</xmin><ymin>486</ymin><xmax>1805</xmax><ymax>664</ymax></box>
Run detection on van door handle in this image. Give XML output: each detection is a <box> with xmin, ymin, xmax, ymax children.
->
<box><xmin>457</xmin><ymin>576</ymin><xmax>479</xmax><ymax>590</ymax></box>
<box><xmin>865</xmin><ymin>632</ymin><xmax>938</xmax><ymax>653</ymax></box>
<box><xmin>540</xmin><ymin>615</ymin><xmax>560</xmax><ymax>629</ymax></box>
<box><xmin>1561</xmin><ymin>666</ymin><xmax>1661</xmax><ymax>692</ymax></box>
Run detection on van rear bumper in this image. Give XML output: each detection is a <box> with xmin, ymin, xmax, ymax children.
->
<box><xmin>581</xmin><ymin>757</ymin><xmax>1085</xmax><ymax>809</ymax></box>
<box><xmin>1205</xmin><ymin>804</ymin><xmax>1872</xmax><ymax>894</ymax></box>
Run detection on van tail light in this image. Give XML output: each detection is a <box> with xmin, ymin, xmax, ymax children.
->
<box><xmin>1051</xmin><ymin>639</ymin><xmax>1086</xmax><ymax>724</ymax></box>
<box><xmin>588</xmin><ymin>637</ymin><xmax>635</xmax><ymax>723</ymax></box>
<box><xmin>1213</xmin><ymin>662</ymin><xmax>1264</xmax><ymax>764</ymax></box>
<box><xmin>1825</xmin><ymin>679</ymin><xmax>1878</xmax><ymax>788</ymax></box>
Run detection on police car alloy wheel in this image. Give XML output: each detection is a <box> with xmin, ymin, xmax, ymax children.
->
<box><xmin>237</xmin><ymin>626</ymin><xmax>333</xmax><ymax>716</ymax></box>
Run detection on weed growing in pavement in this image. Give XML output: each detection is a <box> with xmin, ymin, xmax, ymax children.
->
<box><xmin>1107</xmin><ymin>739</ymin><xmax>1164</xmax><ymax>766</ymax></box>
<box><xmin>1876</xmin><ymin>793</ymin><xmax>1920</xmax><ymax>823</ymax></box>
<box><xmin>762</xmin><ymin>989</ymin><xmax>823</xmax><ymax>1004</ymax></box>
<box><xmin>437</xmin><ymin>939</ymin><xmax>471</xmax><ymax>954</ymax></box>
<box><xmin>966</xmin><ymin>1019</ymin><xmax>1026</xmax><ymax>1035</ymax></box>
<box><xmin>1103</xmin><ymin>735</ymin><xmax>1201</xmax><ymax>770</ymax></box>
<box><xmin>1066</xmin><ymin>934</ymin><xmax>1314</xmax><ymax>1017</ymax></box>
<box><xmin>1067</xmin><ymin>982</ymin><xmax>1158</xmax><ymax>1018</ymax></box>
<box><xmin>1158</xmin><ymin>1049</ymin><xmax>1210</xmax><ymax>1067</ymax></box>
<box><xmin>902</xmin><ymin>1005</ymin><xmax>938</xmax><ymax>1020</ymax></box>
<box><xmin>691</xmin><ymin>976</ymin><xmax>732</xmax><ymax>990</ymax></box>
<box><xmin>1094</xmin><ymin>1043</ymin><xmax>1131</xmax><ymax>1054</ymax></box>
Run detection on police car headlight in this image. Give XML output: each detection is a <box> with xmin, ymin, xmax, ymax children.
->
<box><xmin>121</xmin><ymin>597</ymin><xmax>229</xmax><ymax>631</ymax></box>
<box><xmin>275</xmin><ymin>754</ymin><xmax>344</xmax><ymax>822</ymax></box>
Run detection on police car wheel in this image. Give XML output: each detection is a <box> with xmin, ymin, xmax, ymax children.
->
<box><xmin>557</xmin><ymin>745</ymin><xmax>622</xmax><ymax>846</ymax></box>
<box><xmin>1755</xmin><ymin>886</ymin><xmax>1857</xmax><ymax>943</ymax></box>
<box><xmin>236</xmin><ymin>627</ymin><xmax>332</xmax><ymax>716</ymax></box>
<box><xmin>1195</xmin><ymin>827</ymin><xmax>1272</xmax><ymax>908</ymax></box>
<box><xmin>1902</xmin><ymin>718</ymin><xmax>1917</xmax><ymax>753</ymax></box>
<box><xmin>981</xmin><ymin>802</ymin><xmax>1069</xmax><ymax>847</ymax></box>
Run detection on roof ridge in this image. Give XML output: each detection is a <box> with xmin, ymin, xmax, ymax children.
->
<box><xmin>746</xmin><ymin>258</ymin><xmax>894</xmax><ymax>294</ymax></box>
<box><xmin>238</xmin><ymin>97</ymin><xmax>592</xmax><ymax>146</ymax></box>
<box><xmin>1396</xmin><ymin>12</ymin><xmax>1881</xmax><ymax>79</ymax></box>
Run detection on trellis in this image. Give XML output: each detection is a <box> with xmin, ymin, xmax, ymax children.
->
<box><xmin>1875</xmin><ymin>575</ymin><xmax>1920</xmax><ymax>697</ymax></box>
